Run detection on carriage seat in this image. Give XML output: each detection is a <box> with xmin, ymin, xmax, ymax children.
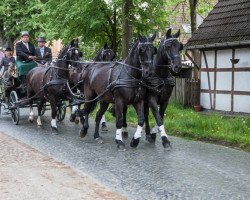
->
<box><xmin>15</xmin><ymin>60</ymin><xmax>37</xmax><ymax>77</ymax></box>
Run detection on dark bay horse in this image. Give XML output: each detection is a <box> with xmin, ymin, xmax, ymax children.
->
<box><xmin>19</xmin><ymin>39</ymin><xmax>81</xmax><ymax>130</ymax></box>
<box><xmin>79</xmin><ymin>33</ymin><xmax>156</xmax><ymax>149</ymax></box>
<box><xmin>69</xmin><ymin>43</ymin><xmax>115</xmax><ymax>123</ymax></box>
<box><xmin>144</xmin><ymin>28</ymin><xmax>183</xmax><ymax>147</ymax></box>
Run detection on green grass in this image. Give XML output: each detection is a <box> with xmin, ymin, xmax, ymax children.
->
<box><xmin>93</xmin><ymin>101</ymin><xmax>250</xmax><ymax>152</ymax></box>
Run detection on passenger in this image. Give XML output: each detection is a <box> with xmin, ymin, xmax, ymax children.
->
<box><xmin>15</xmin><ymin>31</ymin><xmax>37</xmax><ymax>85</ymax></box>
<box><xmin>0</xmin><ymin>47</ymin><xmax>15</xmax><ymax>78</ymax></box>
<box><xmin>35</xmin><ymin>37</ymin><xmax>52</xmax><ymax>65</ymax></box>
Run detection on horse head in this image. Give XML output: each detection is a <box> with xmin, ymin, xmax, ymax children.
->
<box><xmin>129</xmin><ymin>32</ymin><xmax>156</xmax><ymax>78</ymax></box>
<box><xmin>94</xmin><ymin>43</ymin><xmax>115</xmax><ymax>61</ymax></box>
<box><xmin>57</xmin><ymin>38</ymin><xmax>82</xmax><ymax>68</ymax></box>
<box><xmin>158</xmin><ymin>28</ymin><xmax>183</xmax><ymax>74</ymax></box>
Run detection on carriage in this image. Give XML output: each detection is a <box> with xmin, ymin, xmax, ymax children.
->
<box><xmin>0</xmin><ymin>60</ymin><xmax>66</xmax><ymax>125</ymax></box>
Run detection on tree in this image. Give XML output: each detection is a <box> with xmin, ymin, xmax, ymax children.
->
<box><xmin>0</xmin><ymin>0</ymin><xmax>44</xmax><ymax>48</ymax></box>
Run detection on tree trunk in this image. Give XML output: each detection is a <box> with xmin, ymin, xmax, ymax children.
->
<box><xmin>0</xmin><ymin>20</ymin><xmax>5</xmax><ymax>50</ymax></box>
<box><xmin>121</xmin><ymin>0</ymin><xmax>134</xmax><ymax>59</ymax></box>
<box><xmin>189</xmin><ymin>0</ymin><xmax>199</xmax><ymax>80</ymax></box>
<box><xmin>112</xmin><ymin>6</ymin><xmax>117</xmax><ymax>56</ymax></box>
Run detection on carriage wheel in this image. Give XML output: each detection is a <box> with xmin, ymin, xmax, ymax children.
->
<box><xmin>9</xmin><ymin>91</ymin><xmax>20</xmax><ymax>125</ymax></box>
<box><xmin>57</xmin><ymin>101</ymin><xmax>66</xmax><ymax>122</ymax></box>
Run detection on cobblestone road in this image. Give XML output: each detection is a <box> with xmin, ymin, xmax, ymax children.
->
<box><xmin>0</xmin><ymin>109</ymin><xmax>250</xmax><ymax>199</ymax></box>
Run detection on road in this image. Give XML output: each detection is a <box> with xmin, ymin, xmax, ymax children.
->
<box><xmin>0</xmin><ymin>109</ymin><xmax>250</xmax><ymax>200</ymax></box>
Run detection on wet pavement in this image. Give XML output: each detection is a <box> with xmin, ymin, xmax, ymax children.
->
<box><xmin>0</xmin><ymin>108</ymin><xmax>250</xmax><ymax>200</ymax></box>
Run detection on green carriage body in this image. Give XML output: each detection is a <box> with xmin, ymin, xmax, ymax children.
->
<box><xmin>15</xmin><ymin>60</ymin><xmax>37</xmax><ymax>77</ymax></box>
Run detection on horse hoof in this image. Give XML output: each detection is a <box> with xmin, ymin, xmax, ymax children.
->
<box><xmin>51</xmin><ymin>126</ymin><xmax>58</xmax><ymax>133</ymax></box>
<box><xmin>95</xmin><ymin>137</ymin><xmax>104</xmax><ymax>144</ymax></box>
<box><xmin>28</xmin><ymin>118</ymin><xmax>34</xmax><ymax>123</ymax></box>
<box><xmin>101</xmin><ymin>124</ymin><xmax>108</xmax><ymax>132</ymax></box>
<box><xmin>146</xmin><ymin>133</ymin><xmax>156</xmax><ymax>143</ymax></box>
<box><xmin>161</xmin><ymin>136</ymin><xmax>171</xmax><ymax>149</ymax></box>
<box><xmin>69</xmin><ymin>114</ymin><xmax>76</xmax><ymax>122</ymax></box>
<box><xmin>122</xmin><ymin>131</ymin><xmax>128</xmax><ymax>138</ymax></box>
<box><xmin>130</xmin><ymin>137</ymin><xmax>140</xmax><ymax>148</ymax></box>
<box><xmin>79</xmin><ymin>129</ymin><xmax>87</xmax><ymax>138</ymax></box>
<box><xmin>75</xmin><ymin>117</ymin><xmax>80</xmax><ymax>124</ymax></box>
<box><xmin>115</xmin><ymin>140</ymin><xmax>126</xmax><ymax>151</ymax></box>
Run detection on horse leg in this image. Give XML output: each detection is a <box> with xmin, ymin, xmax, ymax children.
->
<box><xmin>94</xmin><ymin>102</ymin><xmax>109</xmax><ymax>144</ymax></box>
<box><xmin>50</xmin><ymin>100</ymin><xmax>58</xmax><ymax>132</ymax></box>
<box><xmin>100</xmin><ymin>115</ymin><xmax>108</xmax><ymax>132</ymax></box>
<box><xmin>115</xmin><ymin>98</ymin><xmax>125</xmax><ymax>150</ymax></box>
<box><xmin>79</xmin><ymin>102</ymin><xmax>94</xmax><ymax>138</ymax></box>
<box><xmin>130</xmin><ymin>101</ymin><xmax>145</xmax><ymax>148</ymax></box>
<box><xmin>122</xmin><ymin>105</ymin><xmax>128</xmax><ymax>138</ymax></box>
<box><xmin>145</xmin><ymin>102</ymin><xmax>155</xmax><ymax>143</ymax></box>
<box><xmin>37</xmin><ymin>98</ymin><xmax>46</xmax><ymax>127</ymax></box>
<box><xmin>158</xmin><ymin>101</ymin><xmax>171</xmax><ymax>149</ymax></box>
<box><xmin>28</xmin><ymin>105</ymin><xmax>34</xmax><ymax>123</ymax></box>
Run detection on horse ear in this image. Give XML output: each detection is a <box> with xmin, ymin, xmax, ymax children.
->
<box><xmin>79</xmin><ymin>51</ymin><xmax>83</xmax><ymax>57</ymax></box>
<box><xmin>138</xmin><ymin>33</ymin><xmax>143</xmax><ymax>42</ymax></box>
<box><xmin>173</xmin><ymin>29</ymin><xmax>181</xmax><ymax>38</ymax></box>
<box><xmin>179</xmin><ymin>42</ymin><xmax>183</xmax><ymax>51</ymax></box>
<box><xmin>154</xmin><ymin>46</ymin><xmax>157</xmax><ymax>55</ymax></box>
<box><xmin>104</xmin><ymin>43</ymin><xmax>108</xmax><ymax>49</ymax></box>
<box><xmin>166</xmin><ymin>28</ymin><xmax>172</xmax><ymax>38</ymax></box>
<box><xmin>150</xmin><ymin>32</ymin><xmax>156</xmax><ymax>42</ymax></box>
<box><xmin>70</xmin><ymin>39</ymin><xmax>75</xmax><ymax>46</ymax></box>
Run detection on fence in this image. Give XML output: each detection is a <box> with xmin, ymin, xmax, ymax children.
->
<box><xmin>171</xmin><ymin>78</ymin><xmax>200</xmax><ymax>107</ymax></box>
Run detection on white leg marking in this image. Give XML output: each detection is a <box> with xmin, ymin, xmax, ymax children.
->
<box><xmin>28</xmin><ymin>111</ymin><xmax>34</xmax><ymax>121</ymax></box>
<box><xmin>151</xmin><ymin>125</ymin><xmax>159</xmax><ymax>134</ymax></box>
<box><xmin>51</xmin><ymin>119</ymin><xmax>57</xmax><ymax>128</ymax></box>
<box><xmin>115</xmin><ymin>129</ymin><xmax>122</xmax><ymax>141</ymax></box>
<box><xmin>122</xmin><ymin>126</ymin><xmax>127</xmax><ymax>132</ymax></box>
<box><xmin>72</xmin><ymin>105</ymin><xmax>78</xmax><ymax>113</ymax></box>
<box><xmin>134</xmin><ymin>125</ymin><xmax>143</xmax><ymax>139</ymax></box>
<box><xmin>100</xmin><ymin>115</ymin><xmax>106</xmax><ymax>124</ymax></box>
<box><xmin>159</xmin><ymin>125</ymin><xmax>168</xmax><ymax>137</ymax></box>
<box><xmin>37</xmin><ymin>116</ymin><xmax>42</xmax><ymax>126</ymax></box>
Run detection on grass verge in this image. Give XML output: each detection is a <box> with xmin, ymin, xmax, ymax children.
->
<box><xmin>94</xmin><ymin>101</ymin><xmax>250</xmax><ymax>152</ymax></box>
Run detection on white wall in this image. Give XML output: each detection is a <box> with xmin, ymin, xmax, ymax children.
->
<box><xmin>200</xmin><ymin>48</ymin><xmax>250</xmax><ymax>113</ymax></box>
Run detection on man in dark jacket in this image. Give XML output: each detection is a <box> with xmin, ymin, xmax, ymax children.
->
<box><xmin>16</xmin><ymin>31</ymin><xmax>36</xmax><ymax>62</ymax></box>
<box><xmin>0</xmin><ymin>47</ymin><xmax>15</xmax><ymax>78</ymax></box>
<box><xmin>15</xmin><ymin>31</ymin><xmax>37</xmax><ymax>85</ymax></box>
<box><xmin>35</xmin><ymin>37</ymin><xmax>52</xmax><ymax>65</ymax></box>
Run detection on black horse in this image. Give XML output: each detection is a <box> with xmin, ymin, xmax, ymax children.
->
<box><xmin>143</xmin><ymin>28</ymin><xmax>182</xmax><ymax>147</ymax></box>
<box><xmin>79</xmin><ymin>33</ymin><xmax>156</xmax><ymax>149</ymax></box>
<box><xmin>69</xmin><ymin>43</ymin><xmax>115</xmax><ymax>124</ymax></box>
<box><xmin>19</xmin><ymin>39</ymin><xmax>81</xmax><ymax>130</ymax></box>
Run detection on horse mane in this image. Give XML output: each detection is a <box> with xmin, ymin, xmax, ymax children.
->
<box><xmin>93</xmin><ymin>48</ymin><xmax>103</xmax><ymax>61</ymax></box>
<box><xmin>57</xmin><ymin>44</ymin><xmax>70</xmax><ymax>59</ymax></box>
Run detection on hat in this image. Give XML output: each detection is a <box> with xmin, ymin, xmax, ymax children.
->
<box><xmin>36</xmin><ymin>37</ymin><xmax>46</xmax><ymax>42</ymax></box>
<box><xmin>5</xmin><ymin>47</ymin><xmax>12</xmax><ymax>52</ymax></box>
<box><xmin>21</xmin><ymin>31</ymin><xmax>29</xmax><ymax>37</ymax></box>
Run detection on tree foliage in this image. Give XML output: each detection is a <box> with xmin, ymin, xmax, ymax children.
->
<box><xmin>0</xmin><ymin>0</ymin><xmax>44</xmax><ymax>47</ymax></box>
<box><xmin>0</xmin><ymin>0</ymin><xmax>216</xmax><ymax>57</ymax></box>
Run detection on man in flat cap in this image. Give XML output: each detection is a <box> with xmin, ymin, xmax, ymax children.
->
<box><xmin>16</xmin><ymin>31</ymin><xmax>36</xmax><ymax>62</ymax></box>
<box><xmin>0</xmin><ymin>47</ymin><xmax>15</xmax><ymax>78</ymax></box>
<box><xmin>35</xmin><ymin>37</ymin><xmax>52</xmax><ymax>65</ymax></box>
<box><xmin>15</xmin><ymin>31</ymin><xmax>37</xmax><ymax>86</ymax></box>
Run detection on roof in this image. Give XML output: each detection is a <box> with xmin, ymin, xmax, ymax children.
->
<box><xmin>185</xmin><ymin>0</ymin><xmax>250</xmax><ymax>49</ymax></box>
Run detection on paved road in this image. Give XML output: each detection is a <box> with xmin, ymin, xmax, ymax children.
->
<box><xmin>0</xmin><ymin>109</ymin><xmax>250</xmax><ymax>200</ymax></box>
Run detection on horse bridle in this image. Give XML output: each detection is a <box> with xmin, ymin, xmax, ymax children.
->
<box><xmin>61</xmin><ymin>46</ymin><xmax>80</xmax><ymax>65</ymax></box>
<box><xmin>100</xmin><ymin>48</ymin><xmax>114</xmax><ymax>61</ymax></box>
<box><xmin>137</xmin><ymin>42</ymin><xmax>154</xmax><ymax>75</ymax></box>
<box><xmin>162</xmin><ymin>37</ymin><xmax>181</xmax><ymax>69</ymax></box>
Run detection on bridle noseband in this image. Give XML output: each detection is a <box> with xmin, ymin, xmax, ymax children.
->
<box><xmin>137</xmin><ymin>42</ymin><xmax>154</xmax><ymax>73</ymax></box>
<box><xmin>163</xmin><ymin>37</ymin><xmax>181</xmax><ymax>68</ymax></box>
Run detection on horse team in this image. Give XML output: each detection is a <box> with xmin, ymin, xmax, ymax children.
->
<box><xmin>19</xmin><ymin>28</ymin><xmax>182</xmax><ymax>150</ymax></box>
